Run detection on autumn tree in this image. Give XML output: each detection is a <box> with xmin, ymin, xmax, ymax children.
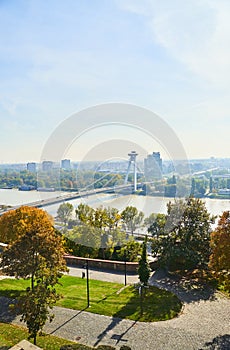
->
<box><xmin>0</xmin><ymin>206</ymin><xmax>67</xmax><ymax>344</ymax></box>
<box><xmin>209</xmin><ymin>211</ymin><xmax>230</xmax><ymax>293</ymax></box>
<box><xmin>0</xmin><ymin>205</ymin><xmax>54</xmax><ymax>243</ymax></box>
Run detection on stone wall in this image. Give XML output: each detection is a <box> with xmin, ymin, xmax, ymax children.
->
<box><xmin>64</xmin><ymin>254</ymin><xmax>138</xmax><ymax>273</ymax></box>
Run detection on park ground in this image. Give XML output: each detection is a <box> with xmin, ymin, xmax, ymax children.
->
<box><xmin>0</xmin><ymin>267</ymin><xmax>229</xmax><ymax>350</ymax></box>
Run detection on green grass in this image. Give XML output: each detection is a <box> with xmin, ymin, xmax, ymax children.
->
<box><xmin>0</xmin><ymin>322</ymin><xmax>92</xmax><ymax>350</ymax></box>
<box><xmin>0</xmin><ymin>276</ymin><xmax>182</xmax><ymax>322</ymax></box>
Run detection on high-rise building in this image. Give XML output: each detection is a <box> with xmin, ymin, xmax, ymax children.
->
<box><xmin>42</xmin><ymin>161</ymin><xmax>53</xmax><ymax>171</ymax></box>
<box><xmin>144</xmin><ymin>152</ymin><xmax>162</xmax><ymax>180</ymax></box>
<box><xmin>61</xmin><ymin>159</ymin><xmax>71</xmax><ymax>170</ymax></box>
<box><xmin>27</xmin><ymin>162</ymin><xmax>36</xmax><ymax>173</ymax></box>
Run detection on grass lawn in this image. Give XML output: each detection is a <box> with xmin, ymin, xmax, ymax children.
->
<box><xmin>0</xmin><ymin>322</ymin><xmax>92</xmax><ymax>350</ymax></box>
<box><xmin>0</xmin><ymin>276</ymin><xmax>182</xmax><ymax>322</ymax></box>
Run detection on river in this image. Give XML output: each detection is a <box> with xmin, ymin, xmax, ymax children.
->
<box><xmin>0</xmin><ymin>188</ymin><xmax>229</xmax><ymax>219</ymax></box>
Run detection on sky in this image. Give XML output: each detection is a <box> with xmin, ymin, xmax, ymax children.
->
<box><xmin>1</xmin><ymin>0</ymin><xmax>230</xmax><ymax>163</ymax></box>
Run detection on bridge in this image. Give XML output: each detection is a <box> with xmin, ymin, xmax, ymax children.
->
<box><xmin>0</xmin><ymin>183</ymin><xmax>142</xmax><ymax>215</ymax></box>
<box><xmin>0</xmin><ymin>151</ymin><xmax>143</xmax><ymax>215</ymax></box>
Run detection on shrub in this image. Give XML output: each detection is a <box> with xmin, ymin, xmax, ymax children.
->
<box><xmin>60</xmin><ymin>344</ymin><xmax>93</xmax><ymax>350</ymax></box>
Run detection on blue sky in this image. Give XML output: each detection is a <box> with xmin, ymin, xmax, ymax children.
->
<box><xmin>0</xmin><ymin>0</ymin><xmax>230</xmax><ymax>163</ymax></box>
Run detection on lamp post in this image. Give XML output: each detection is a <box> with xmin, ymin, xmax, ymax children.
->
<box><xmin>139</xmin><ymin>283</ymin><xmax>144</xmax><ymax>317</ymax></box>
<box><xmin>84</xmin><ymin>260</ymin><xmax>90</xmax><ymax>308</ymax></box>
<box><xmin>124</xmin><ymin>250</ymin><xmax>127</xmax><ymax>286</ymax></box>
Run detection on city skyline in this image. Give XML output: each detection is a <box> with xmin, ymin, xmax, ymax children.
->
<box><xmin>1</xmin><ymin>1</ymin><xmax>230</xmax><ymax>162</ymax></box>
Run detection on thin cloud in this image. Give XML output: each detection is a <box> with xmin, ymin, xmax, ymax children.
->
<box><xmin>118</xmin><ymin>0</ymin><xmax>230</xmax><ymax>86</ymax></box>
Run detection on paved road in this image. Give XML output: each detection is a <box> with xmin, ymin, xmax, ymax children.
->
<box><xmin>0</xmin><ymin>269</ymin><xmax>230</xmax><ymax>350</ymax></box>
<box><xmin>65</xmin><ymin>266</ymin><xmax>139</xmax><ymax>284</ymax></box>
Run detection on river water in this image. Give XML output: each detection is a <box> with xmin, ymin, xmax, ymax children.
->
<box><xmin>0</xmin><ymin>188</ymin><xmax>229</xmax><ymax>219</ymax></box>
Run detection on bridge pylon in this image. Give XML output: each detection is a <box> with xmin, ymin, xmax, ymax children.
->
<box><xmin>124</xmin><ymin>151</ymin><xmax>138</xmax><ymax>192</ymax></box>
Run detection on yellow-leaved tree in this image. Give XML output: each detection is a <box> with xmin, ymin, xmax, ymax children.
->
<box><xmin>209</xmin><ymin>211</ymin><xmax>230</xmax><ymax>294</ymax></box>
<box><xmin>0</xmin><ymin>206</ymin><xmax>68</xmax><ymax>345</ymax></box>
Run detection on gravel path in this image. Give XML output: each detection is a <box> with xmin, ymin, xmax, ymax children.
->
<box><xmin>0</xmin><ymin>269</ymin><xmax>229</xmax><ymax>350</ymax></box>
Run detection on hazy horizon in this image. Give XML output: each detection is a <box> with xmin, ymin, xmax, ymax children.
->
<box><xmin>1</xmin><ymin>1</ymin><xmax>230</xmax><ymax>163</ymax></box>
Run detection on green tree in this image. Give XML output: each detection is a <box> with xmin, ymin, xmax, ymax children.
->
<box><xmin>116</xmin><ymin>239</ymin><xmax>142</xmax><ymax>262</ymax></box>
<box><xmin>149</xmin><ymin>198</ymin><xmax>215</xmax><ymax>271</ymax></box>
<box><xmin>138</xmin><ymin>237</ymin><xmax>150</xmax><ymax>285</ymax></box>
<box><xmin>75</xmin><ymin>203</ymin><xmax>94</xmax><ymax>225</ymax></box>
<box><xmin>121</xmin><ymin>206</ymin><xmax>144</xmax><ymax>235</ymax></box>
<box><xmin>67</xmin><ymin>224</ymin><xmax>101</xmax><ymax>258</ymax></box>
<box><xmin>18</xmin><ymin>280</ymin><xmax>60</xmax><ymax>345</ymax></box>
<box><xmin>146</xmin><ymin>213</ymin><xmax>166</xmax><ymax>236</ymax></box>
<box><xmin>164</xmin><ymin>184</ymin><xmax>177</xmax><ymax>197</ymax></box>
<box><xmin>191</xmin><ymin>178</ymin><xmax>196</xmax><ymax>196</ymax></box>
<box><xmin>0</xmin><ymin>206</ymin><xmax>67</xmax><ymax>344</ymax></box>
<box><xmin>147</xmin><ymin>213</ymin><xmax>167</xmax><ymax>259</ymax></box>
<box><xmin>209</xmin><ymin>211</ymin><xmax>230</xmax><ymax>293</ymax></box>
<box><xmin>209</xmin><ymin>176</ymin><xmax>213</xmax><ymax>192</ymax></box>
<box><xmin>105</xmin><ymin>207</ymin><xmax>121</xmax><ymax>231</ymax></box>
<box><xmin>167</xmin><ymin>175</ymin><xmax>177</xmax><ymax>184</ymax></box>
<box><xmin>93</xmin><ymin>206</ymin><xmax>108</xmax><ymax>230</ymax></box>
<box><xmin>57</xmin><ymin>202</ymin><xmax>74</xmax><ymax>225</ymax></box>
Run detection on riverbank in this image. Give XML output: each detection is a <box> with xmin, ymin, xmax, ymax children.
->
<box><xmin>0</xmin><ymin>189</ymin><xmax>229</xmax><ymax>218</ymax></box>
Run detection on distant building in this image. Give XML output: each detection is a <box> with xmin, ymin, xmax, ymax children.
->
<box><xmin>144</xmin><ymin>152</ymin><xmax>162</xmax><ymax>180</ymax></box>
<box><xmin>27</xmin><ymin>162</ymin><xmax>36</xmax><ymax>173</ymax></box>
<box><xmin>42</xmin><ymin>161</ymin><xmax>53</xmax><ymax>171</ymax></box>
<box><xmin>218</xmin><ymin>189</ymin><xmax>230</xmax><ymax>195</ymax></box>
<box><xmin>61</xmin><ymin>159</ymin><xmax>71</xmax><ymax>170</ymax></box>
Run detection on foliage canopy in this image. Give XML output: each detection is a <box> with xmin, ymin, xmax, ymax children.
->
<box><xmin>209</xmin><ymin>211</ymin><xmax>230</xmax><ymax>293</ymax></box>
<box><xmin>0</xmin><ymin>206</ymin><xmax>67</xmax><ymax>344</ymax></box>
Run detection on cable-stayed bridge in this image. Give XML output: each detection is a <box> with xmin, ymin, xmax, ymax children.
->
<box><xmin>0</xmin><ymin>183</ymin><xmax>142</xmax><ymax>215</ymax></box>
<box><xmin>0</xmin><ymin>151</ymin><xmax>142</xmax><ymax>214</ymax></box>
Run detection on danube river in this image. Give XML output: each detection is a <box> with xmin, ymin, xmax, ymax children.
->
<box><xmin>0</xmin><ymin>188</ymin><xmax>229</xmax><ymax>219</ymax></box>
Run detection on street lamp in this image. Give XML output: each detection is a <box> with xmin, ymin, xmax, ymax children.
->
<box><xmin>86</xmin><ymin>259</ymin><xmax>90</xmax><ymax>308</ymax></box>
<box><xmin>139</xmin><ymin>282</ymin><xmax>144</xmax><ymax>317</ymax></box>
<box><xmin>124</xmin><ymin>249</ymin><xmax>127</xmax><ymax>286</ymax></box>
<box><xmin>83</xmin><ymin>260</ymin><xmax>90</xmax><ymax>307</ymax></box>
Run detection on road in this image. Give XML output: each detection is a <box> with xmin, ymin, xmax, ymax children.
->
<box><xmin>66</xmin><ymin>266</ymin><xmax>139</xmax><ymax>284</ymax></box>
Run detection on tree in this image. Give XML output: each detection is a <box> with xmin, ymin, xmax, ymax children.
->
<box><xmin>18</xmin><ymin>280</ymin><xmax>60</xmax><ymax>345</ymax></box>
<box><xmin>164</xmin><ymin>184</ymin><xmax>177</xmax><ymax>197</ymax></box>
<box><xmin>105</xmin><ymin>207</ymin><xmax>121</xmax><ymax>232</ymax></box>
<box><xmin>146</xmin><ymin>213</ymin><xmax>166</xmax><ymax>236</ymax></box>
<box><xmin>209</xmin><ymin>211</ymin><xmax>230</xmax><ymax>293</ymax></box>
<box><xmin>75</xmin><ymin>203</ymin><xmax>94</xmax><ymax>225</ymax></box>
<box><xmin>147</xmin><ymin>213</ymin><xmax>167</xmax><ymax>260</ymax></box>
<box><xmin>149</xmin><ymin>198</ymin><xmax>215</xmax><ymax>271</ymax></box>
<box><xmin>165</xmin><ymin>176</ymin><xmax>177</xmax><ymax>197</ymax></box>
<box><xmin>57</xmin><ymin>202</ymin><xmax>74</xmax><ymax>226</ymax></box>
<box><xmin>116</xmin><ymin>239</ymin><xmax>142</xmax><ymax>262</ymax></box>
<box><xmin>69</xmin><ymin>224</ymin><xmax>101</xmax><ymax>257</ymax></box>
<box><xmin>0</xmin><ymin>206</ymin><xmax>67</xmax><ymax>344</ymax></box>
<box><xmin>191</xmin><ymin>178</ymin><xmax>196</xmax><ymax>196</ymax></box>
<box><xmin>121</xmin><ymin>206</ymin><xmax>144</xmax><ymax>235</ymax></box>
<box><xmin>138</xmin><ymin>237</ymin><xmax>150</xmax><ymax>285</ymax></box>
<box><xmin>0</xmin><ymin>205</ymin><xmax>54</xmax><ymax>243</ymax></box>
<box><xmin>93</xmin><ymin>206</ymin><xmax>108</xmax><ymax>230</ymax></box>
<box><xmin>209</xmin><ymin>177</ymin><xmax>213</xmax><ymax>192</ymax></box>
